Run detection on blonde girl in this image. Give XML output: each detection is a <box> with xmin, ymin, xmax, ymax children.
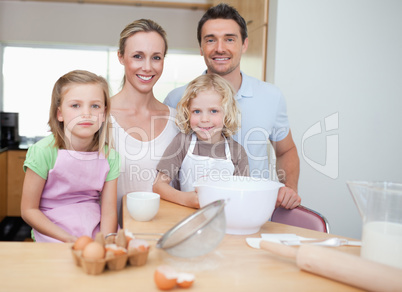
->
<box><xmin>21</xmin><ymin>70</ymin><xmax>120</xmax><ymax>243</ymax></box>
<box><xmin>154</xmin><ymin>74</ymin><xmax>249</xmax><ymax>208</ymax></box>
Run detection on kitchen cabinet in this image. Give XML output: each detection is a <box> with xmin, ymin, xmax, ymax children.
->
<box><xmin>0</xmin><ymin>150</ymin><xmax>27</xmax><ymax>219</ymax></box>
<box><xmin>0</xmin><ymin>152</ymin><xmax>6</xmax><ymax>221</ymax></box>
<box><xmin>212</xmin><ymin>0</ymin><xmax>269</xmax><ymax>80</ymax></box>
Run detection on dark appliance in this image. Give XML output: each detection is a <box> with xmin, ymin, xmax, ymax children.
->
<box><xmin>0</xmin><ymin>112</ymin><xmax>20</xmax><ymax>148</ymax></box>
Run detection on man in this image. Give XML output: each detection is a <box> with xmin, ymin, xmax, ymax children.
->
<box><xmin>164</xmin><ymin>3</ymin><xmax>300</xmax><ymax>209</ymax></box>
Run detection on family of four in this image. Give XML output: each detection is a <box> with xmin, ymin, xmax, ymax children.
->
<box><xmin>20</xmin><ymin>3</ymin><xmax>301</xmax><ymax>243</ymax></box>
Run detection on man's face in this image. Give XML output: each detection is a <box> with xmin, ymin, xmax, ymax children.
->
<box><xmin>200</xmin><ymin>19</ymin><xmax>248</xmax><ymax>77</ymax></box>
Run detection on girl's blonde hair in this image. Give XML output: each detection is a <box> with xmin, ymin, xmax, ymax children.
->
<box><xmin>48</xmin><ymin>70</ymin><xmax>112</xmax><ymax>156</ymax></box>
<box><xmin>176</xmin><ymin>74</ymin><xmax>240</xmax><ymax>137</ymax></box>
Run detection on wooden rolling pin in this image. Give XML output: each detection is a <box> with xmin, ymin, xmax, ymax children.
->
<box><xmin>260</xmin><ymin>240</ymin><xmax>402</xmax><ymax>292</ymax></box>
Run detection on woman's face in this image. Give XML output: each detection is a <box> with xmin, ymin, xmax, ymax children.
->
<box><xmin>118</xmin><ymin>31</ymin><xmax>165</xmax><ymax>95</ymax></box>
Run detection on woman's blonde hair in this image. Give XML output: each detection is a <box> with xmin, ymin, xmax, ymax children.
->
<box><xmin>176</xmin><ymin>74</ymin><xmax>240</xmax><ymax>137</ymax></box>
<box><xmin>119</xmin><ymin>18</ymin><xmax>168</xmax><ymax>57</ymax></box>
<box><xmin>48</xmin><ymin>70</ymin><xmax>113</xmax><ymax>156</ymax></box>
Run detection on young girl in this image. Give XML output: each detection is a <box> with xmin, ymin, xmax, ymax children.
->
<box><xmin>153</xmin><ymin>74</ymin><xmax>249</xmax><ymax>208</ymax></box>
<box><xmin>21</xmin><ymin>70</ymin><xmax>120</xmax><ymax>243</ymax></box>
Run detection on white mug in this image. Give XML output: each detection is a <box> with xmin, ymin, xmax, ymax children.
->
<box><xmin>126</xmin><ymin>192</ymin><xmax>160</xmax><ymax>222</ymax></box>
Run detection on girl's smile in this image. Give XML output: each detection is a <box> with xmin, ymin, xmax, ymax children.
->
<box><xmin>189</xmin><ymin>89</ymin><xmax>225</xmax><ymax>144</ymax></box>
<box><xmin>199</xmin><ymin>126</ymin><xmax>214</xmax><ymax>131</ymax></box>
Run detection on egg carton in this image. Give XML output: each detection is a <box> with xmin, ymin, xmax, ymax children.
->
<box><xmin>71</xmin><ymin>230</ymin><xmax>150</xmax><ymax>275</ymax></box>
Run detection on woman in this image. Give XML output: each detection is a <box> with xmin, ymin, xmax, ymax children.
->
<box><xmin>111</xmin><ymin>19</ymin><xmax>179</xmax><ymax>225</ymax></box>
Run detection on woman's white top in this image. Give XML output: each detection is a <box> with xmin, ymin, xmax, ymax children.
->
<box><xmin>111</xmin><ymin>107</ymin><xmax>179</xmax><ymax>225</ymax></box>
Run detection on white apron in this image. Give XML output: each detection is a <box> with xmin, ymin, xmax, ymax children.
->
<box><xmin>179</xmin><ymin>134</ymin><xmax>235</xmax><ymax>192</ymax></box>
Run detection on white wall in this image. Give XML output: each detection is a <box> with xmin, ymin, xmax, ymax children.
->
<box><xmin>0</xmin><ymin>0</ymin><xmax>203</xmax><ymax>50</ymax></box>
<box><xmin>268</xmin><ymin>0</ymin><xmax>402</xmax><ymax>238</ymax></box>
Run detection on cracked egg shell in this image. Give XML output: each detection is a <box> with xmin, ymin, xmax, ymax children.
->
<box><xmin>177</xmin><ymin>272</ymin><xmax>195</xmax><ymax>288</ymax></box>
<box><xmin>128</xmin><ymin>238</ymin><xmax>150</xmax><ymax>252</ymax></box>
<box><xmin>105</xmin><ymin>243</ymin><xmax>127</xmax><ymax>256</ymax></box>
<box><xmin>154</xmin><ymin>265</ymin><xmax>178</xmax><ymax>290</ymax></box>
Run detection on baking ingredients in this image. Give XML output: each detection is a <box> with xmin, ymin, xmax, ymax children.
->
<box><xmin>73</xmin><ymin>235</ymin><xmax>93</xmax><ymax>250</ymax></box>
<box><xmin>154</xmin><ymin>265</ymin><xmax>195</xmax><ymax>290</ymax></box>
<box><xmin>72</xmin><ymin>230</ymin><xmax>150</xmax><ymax>275</ymax></box>
<box><xmin>128</xmin><ymin>238</ymin><xmax>150</xmax><ymax>252</ymax></box>
<box><xmin>105</xmin><ymin>244</ymin><xmax>127</xmax><ymax>256</ymax></box>
<box><xmin>177</xmin><ymin>273</ymin><xmax>195</xmax><ymax>288</ymax></box>
<box><xmin>361</xmin><ymin>221</ymin><xmax>402</xmax><ymax>269</ymax></box>
<box><xmin>154</xmin><ymin>265</ymin><xmax>178</xmax><ymax>290</ymax></box>
<box><xmin>82</xmin><ymin>242</ymin><xmax>105</xmax><ymax>260</ymax></box>
<box><xmin>125</xmin><ymin>230</ymin><xmax>135</xmax><ymax>244</ymax></box>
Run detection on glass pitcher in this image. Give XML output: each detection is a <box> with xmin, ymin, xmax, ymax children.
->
<box><xmin>347</xmin><ymin>181</ymin><xmax>402</xmax><ymax>269</ymax></box>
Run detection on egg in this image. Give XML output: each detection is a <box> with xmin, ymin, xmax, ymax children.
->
<box><xmin>82</xmin><ymin>242</ymin><xmax>105</xmax><ymax>260</ymax></box>
<box><xmin>105</xmin><ymin>243</ymin><xmax>127</xmax><ymax>256</ymax></box>
<box><xmin>177</xmin><ymin>273</ymin><xmax>195</xmax><ymax>289</ymax></box>
<box><xmin>128</xmin><ymin>238</ymin><xmax>150</xmax><ymax>252</ymax></box>
<box><xmin>154</xmin><ymin>265</ymin><xmax>178</xmax><ymax>290</ymax></box>
<box><xmin>125</xmin><ymin>230</ymin><xmax>135</xmax><ymax>244</ymax></box>
<box><xmin>73</xmin><ymin>235</ymin><xmax>93</xmax><ymax>250</ymax></box>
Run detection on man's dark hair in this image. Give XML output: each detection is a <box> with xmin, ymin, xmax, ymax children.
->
<box><xmin>197</xmin><ymin>3</ymin><xmax>248</xmax><ymax>46</ymax></box>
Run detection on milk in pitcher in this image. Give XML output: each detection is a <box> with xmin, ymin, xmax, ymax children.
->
<box><xmin>361</xmin><ymin>221</ymin><xmax>402</xmax><ymax>269</ymax></box>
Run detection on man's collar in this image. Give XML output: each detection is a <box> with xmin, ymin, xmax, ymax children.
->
<box><xmin>202</xmin><ymin>70</ymin><xmax>253</xmax><ymax>100</ymax></box>
<box><xmin>237</xmin><ymin>71</ymin><xmax>253</xmax><ymax>100</ymax></box>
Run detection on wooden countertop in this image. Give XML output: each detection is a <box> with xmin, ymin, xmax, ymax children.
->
<box><xmin>0</xmin><ymin>198</ymin><xmax>363</xmax><ymax>292</ymax></box>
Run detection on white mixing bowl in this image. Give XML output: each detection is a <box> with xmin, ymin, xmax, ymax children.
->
<box><xmin>194</xmin><ymin>176</ymin><xmax>284</xmax><ymax>235</ymax></box>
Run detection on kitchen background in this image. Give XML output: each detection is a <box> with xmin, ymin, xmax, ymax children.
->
<box><xmin>1</xmin><ymin>0</ymin><xmax>401</xmax><ymax>239</ymax></box>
